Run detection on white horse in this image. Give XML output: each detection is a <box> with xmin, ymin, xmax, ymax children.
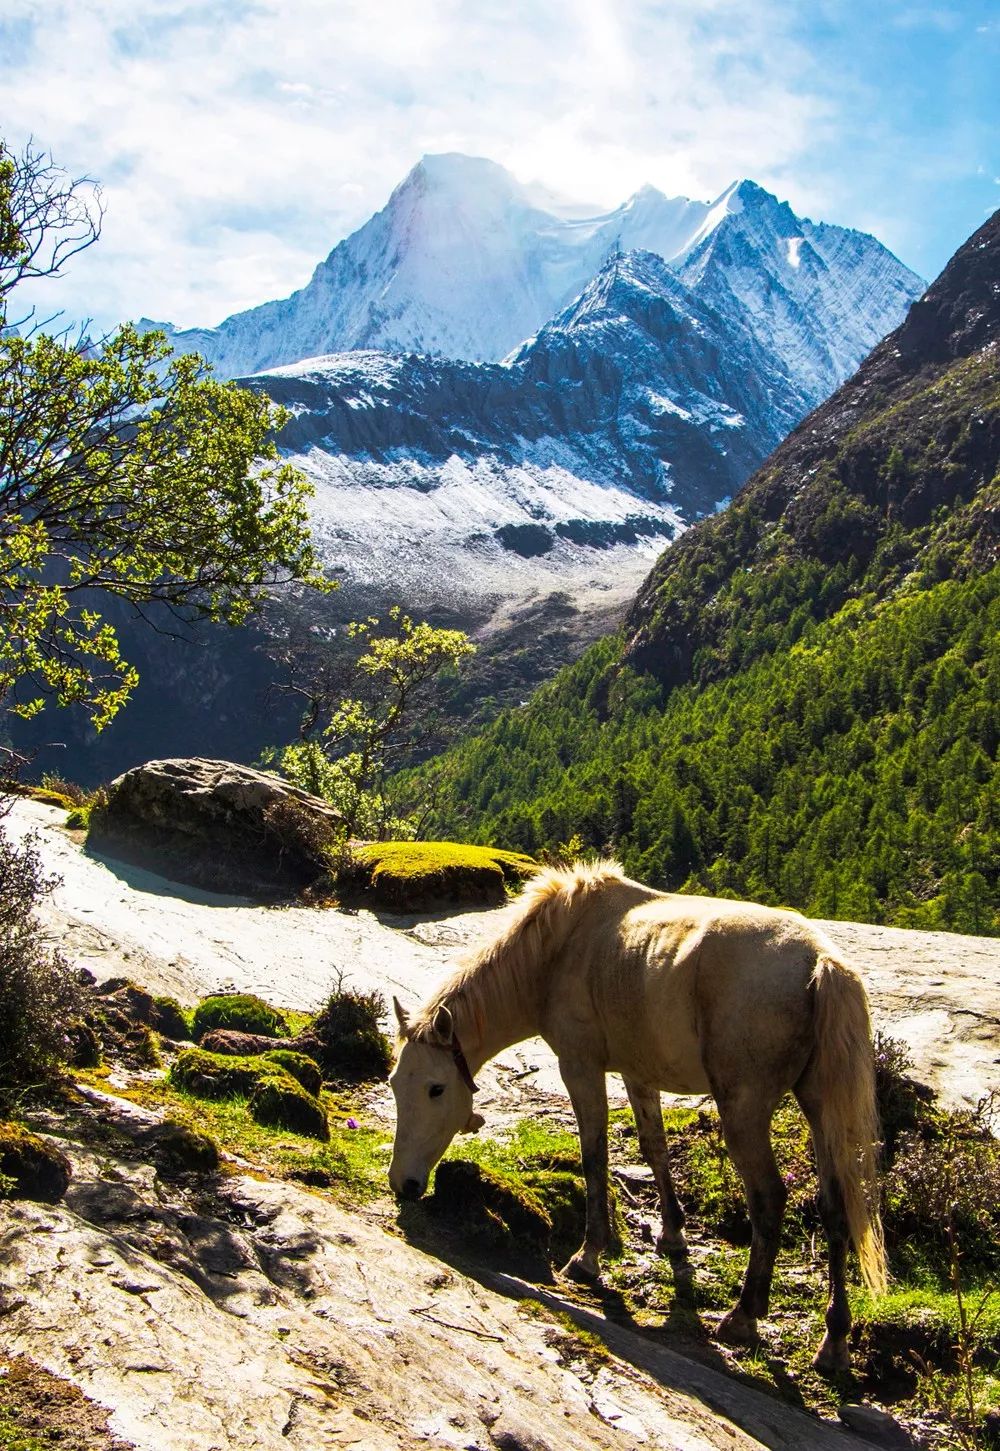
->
<box><xmin>389</xmin><ymin>860</ymin><xmax>885</xmax><ymax>1371</ymax></box>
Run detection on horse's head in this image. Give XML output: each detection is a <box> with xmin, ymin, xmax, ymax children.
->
<box><xmin>388</xmin><ymin>996</ymin><xmax>485</xmax><ymax>1200</ymax></box>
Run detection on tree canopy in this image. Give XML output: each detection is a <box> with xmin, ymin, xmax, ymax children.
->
<box><xmin>0</xmin><ymin>139</ymin><xmax>326</xmax><ymax>735</ymax></box>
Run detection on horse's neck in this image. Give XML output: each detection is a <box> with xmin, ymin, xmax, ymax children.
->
<box><xmin>453</xmin><ymin>955</ymin><xmax>543</xmax><ymax>1074</ymax></box>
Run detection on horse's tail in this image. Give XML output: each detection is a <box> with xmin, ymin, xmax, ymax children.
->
<box><xmin>806</xmin><ymin>954</ymin><xmax>887</xmax><ymax>1294</ymax></box>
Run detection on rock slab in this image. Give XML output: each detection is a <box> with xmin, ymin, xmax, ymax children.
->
<box><xmin>88</xmin><ymin>757</ymin><xmax>342</xmax><ymax>893</ymax></box>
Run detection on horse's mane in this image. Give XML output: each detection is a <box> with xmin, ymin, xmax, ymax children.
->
<box><xmin>408</xmin><ymin>859</ymin><xmax>628</xmax><ymax>1045</ymax></box>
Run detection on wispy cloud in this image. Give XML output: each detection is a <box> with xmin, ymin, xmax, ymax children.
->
<box><xmin>3</xmin><ymin>0</ymin><xmax>996</xmax><ymax>331</ymax></box>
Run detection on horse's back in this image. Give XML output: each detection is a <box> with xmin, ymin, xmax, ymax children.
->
<box><xmin>559</xmin><ymin>884</ymin><xmax>830</xmax><ymax>1094</ymax></box>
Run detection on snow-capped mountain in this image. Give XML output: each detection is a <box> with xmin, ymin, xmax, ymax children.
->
<box><xmin>154</xmin><ymin>155</ymin><xmax>923</xmax><ymax>407</ymax></box>
<box><xmin>239</xmin><ymin>249</ymin><xmax>795</xmax><ymax>611</ymax></box>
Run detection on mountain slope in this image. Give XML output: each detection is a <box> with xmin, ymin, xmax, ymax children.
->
<box><xmin>415</xmin><ymin>209</ymin><xmax>1000</xmax><ymax>936</ymax></box>
<box><xmin>241</xmin><ymin>250</ymin><xmax>783</xmax><ymax>613</ymax></box>
<box><xmin>156</xmin><ymin>155</ymin><xmax>923</xmax><ymax>393</ymax></box>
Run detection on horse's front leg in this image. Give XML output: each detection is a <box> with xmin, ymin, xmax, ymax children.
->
<box><xmin>559</xmin><ymin>1059</ymin><xmax>614</xmax><ymax>1282</ymax></box>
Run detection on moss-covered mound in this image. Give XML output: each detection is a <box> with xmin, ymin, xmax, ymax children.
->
<box><xmin>171</xmin><ymin>1047</ymin><xmax>269</xmax><ymax>1098</ymax></box>
<box><xmin>311</xmin><ymin>982</ymin><xmax>392</xmax><ymax>1082</ymax></box>
<box><xmin>170</xmin><ymin>1048</ymin><xmax>328</xmax><ymax>1140</ymax></box>
<box><xmin>261</xmin><ymin>1049</ymin><xmax>323</xmax><ymax>1097</ymax></box>
<box><xmin>0</xmin><ymin>1122</ymin><xmax>71</xmax><ymax>1202</ymax></box>
<box><xmin>353</xmin><ymin>841</ymin><xmax>536</xmax><ymax>911</ymax></box>
<box><xmin>191</xmin><ymin>993</ymin><xmax>289</xmax><ymax>1043</ymax></box>
<box><xmin>430</xmin><ymin>1160</ymin><xmax>553</xmax><ymax>1253</ymax></box>
<box><xmin>248</xmin><ymin>1074</ymin><xmax>329</xmax><ymax>1140</ymax></box>
<box><xmin>138</xmin><ymin>1120</ymin><xmax>220</xmax><ymax>1175</ymax></box>
<box><xmin>151</xmin><ymin>995</ymin><xmax>191</xmax><ymax>1041</ymax></box>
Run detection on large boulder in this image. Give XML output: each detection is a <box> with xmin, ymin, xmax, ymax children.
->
<box><xmin>87</xmin><ymin>757</ymin><xmax>343</xmax><ymax>893</ymax></box>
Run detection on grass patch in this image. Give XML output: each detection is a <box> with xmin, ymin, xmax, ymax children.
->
<box><xmin>77</xmin><ymin>1069</ymin><xmax>388</xmax><ymax>1202</ymax></box>
<box><xmin>350</xmin><ymin>840</ymin><xmax>536</xmax><ymax>910</ymax></box>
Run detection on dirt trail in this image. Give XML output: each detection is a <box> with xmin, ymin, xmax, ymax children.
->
<box><xmin>10</xmin><ymin>798</ymin><xmax>999</xmax><ymax>1113</ymax></box>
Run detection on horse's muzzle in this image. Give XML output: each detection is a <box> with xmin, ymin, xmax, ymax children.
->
<box><xmin>397</xmin><ymin>1177</ymin><xmax>425</xmax><ymax>1202</ymax></box>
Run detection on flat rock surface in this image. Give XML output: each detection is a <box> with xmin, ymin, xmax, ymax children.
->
<box><xmin>10</xmin><ymin>798</ymin><xmax>999</xmax><ymax>1113</ymax></box>
<box><xmin>0</xmin><ymin>1102</ymin><xmax>873</xmax><ymax>1451</ymax></box>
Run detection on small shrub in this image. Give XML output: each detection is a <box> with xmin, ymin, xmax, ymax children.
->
<box><xmin>261</xmin><ymin>795</ymin><xmax>340</xmax><ymax>883</ymax></box>
<box><xmin>874</xmin><ymin>1030</ymin><xmax>937</xmax><ymax>1156</ymax></box>
<box><xmin>263</xmin><ymin>1049</ymin><xmax>323</xmax><ymax>1097</ymax></box>
<box><xmin>151</xmin><ymin>996</ymin><xmax>191</xmax><ymax>1041</ymax></box>
<box><xmin>191</xmin><ymin>993</ymin><xmax>289</xmax><ymax>1043</ymax></box>
<box><xmin>249</xmin><ymin>1073</ymin><xmax>329</xmax><ymax>1140</ymax></box>
<box><xmin>39</xmin><ymin>772</ymin><xmax>88</xmax><ymax>806</ymax></box>
<box><xmin>0</xmin><ymin>1121</ymin><xmax>71</xmax><ymax>1202</ymax></box>
<box><xmin>0</xmin><ymin>829</ymin><xmax>83</xmax><ymax>1100</ymax></box>
<box><xmin>311</xmin><ymin>976</ymin><xmax>392</xmax><ymax>1082</ymax></box>
<box><xmin>884</xmin><ymin>1098</ymin><xmax>1000</xmax><ymax>1276</ymax></box>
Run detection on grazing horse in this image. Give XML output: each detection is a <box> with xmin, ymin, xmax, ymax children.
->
<box><xmin>389</xmin><ymin>861</ymin><xmax>886</xmax><ymax>1371</ymax></box>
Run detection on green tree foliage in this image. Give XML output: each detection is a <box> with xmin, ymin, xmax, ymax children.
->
<box><xmin>416</xmin><ymin>569</ymin><xmax>1000</xmax><ymax>935</ymax></box>
<box><xmin>268</xmin><ymin>608</ymin><xmax>475</xmax><ymax>837</ymax></box>
<box><xmin>0</xmin><ymin>139</ymin><xmax>326</xmax><ymax>731</ymax></box>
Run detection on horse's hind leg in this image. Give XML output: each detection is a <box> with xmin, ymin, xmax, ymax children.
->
<box><xmin>559</xmin><ymin>1058</ymin><xmax>614</xmax><ymax>1283</ymax></box>
<box><xmin>623</xmin><ymin>1078</ymin><xmax>689</xmax><ymax>1268</ymax></box>
<box><xmin>795</xmin><ymin>1081</ymin><xmax>852</xmax><ymax>1374</ymax></box>
<box><xmin>713</xmin><ymin>1088</ymin><xmax>787</xmax><ymax>1345</ymax></box>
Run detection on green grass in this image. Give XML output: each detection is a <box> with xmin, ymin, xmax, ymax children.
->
<box><xmin>78</xmin><ymin>1069</ymin><xmax>389</xmax><ymax>1201</ymax></box>
<box><xmin>442</xmin><ymin>1116</ymin><xmax>582</xmax><ymax>1178</ymax></box>
<box><xmin>0</xmin><ymin>1416</ymin><xmax>45</xmax><ymax>1451</ymax></box>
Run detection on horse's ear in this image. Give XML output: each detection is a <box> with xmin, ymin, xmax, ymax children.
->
<box><xmin>393</xmin><ymin>996</ymin><xmax>410</xmax><ymax>1037</ymax></box>
<box><xmin>431</xmin><ymin>1004</ymin><xmax>454</xmax><ymax>1046</ymax></box>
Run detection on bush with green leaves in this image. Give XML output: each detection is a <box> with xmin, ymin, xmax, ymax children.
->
<box><xmin>1</xmin><ymin>137</ymin><xmax>327</xmax><ymax>732</ymax></box>
<box><xmin>310</xmin><ymin>976</ymin><xmax>392</xmax><ymax>1082</ymax></box>
<box><xmin>190</xmin><ymin>993</ymin><xmax>289</xmax><ymax>1043</ymax></box>
<box><xmin>0</xmin><ymin>827</ymin><xmax>83</xmax><ymax>1100</ymax></box>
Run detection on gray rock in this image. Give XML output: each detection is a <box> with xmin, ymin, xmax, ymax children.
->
<box><xmin>838</xmin><ymin>1402</ymin><xmax>913</xmax><ymax>1447</ymax></box>
<box><xmin>88</xmin><ymin>757</ymin><xmax>343</xmax><ymax>894</ymax></box>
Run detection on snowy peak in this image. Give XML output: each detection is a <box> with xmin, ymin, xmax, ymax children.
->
<box><xmin>158</xmin><ymin>155</ymin><xmax>923</xmax><ymax>396</ymax></box>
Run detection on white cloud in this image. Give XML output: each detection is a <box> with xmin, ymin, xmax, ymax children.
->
<box><xmin>0</xmin><ymin>0</ymin><xmax>903</xmax><ymax>330</ymax></box>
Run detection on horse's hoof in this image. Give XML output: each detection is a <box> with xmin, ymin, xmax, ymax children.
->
<box><xmin>656</xmin><ymin>1232</ymin><xmax>689</xmax><ymax>1262</ymax></box>
<box><xmin>717</xmin><ymin>1308</ymin><xmax>760</xmax><ymax>1346</ymax></box>
<box><xmin>562</xmin><ymin>1252</ymin><xmax>600</xmax><ymax>1284</ymax></box>
<box><xmin>812</xmin><ymin>1335</ymin><xmax>851</xmax><ymax>1375</ymax></box>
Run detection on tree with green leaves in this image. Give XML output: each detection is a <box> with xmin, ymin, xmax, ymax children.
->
<box><xmin>0</xmin><ymin>138</ymin><xmax>327</xmax><ymax>739</ymax></box>
<box><xmin>267</xmin><ymin>607</ymin><xmax>474</xmax><ymax>837</ymax></box>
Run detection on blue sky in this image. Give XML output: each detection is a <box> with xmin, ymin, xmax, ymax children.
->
<box><xmin>3</xmin><ymin>0</ymin><xmax>997</xmax><ymax>335</ymax></box>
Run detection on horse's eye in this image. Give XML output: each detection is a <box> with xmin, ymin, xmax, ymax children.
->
<box><xmin>429</xmin><ymin>1084</ymin><xmax>445</xmax><ymax>1099</ymax></box>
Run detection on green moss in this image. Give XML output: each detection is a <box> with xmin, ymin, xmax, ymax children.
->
<box><xmin>151</xmin><ymin>995</ymin><xmax>191</xmax><ymax>1041</ymax></box>
<box><xmin>352</xmin><ymin>840</ymin><xmax>536</xmax><ymax>909</ymax></box>
<box><xmin>430</xmin><ymin>1159</ymin><xmax>553</xmax><ymax>1251</ymax></box>
<box><xmin>191</xmin><ymin>993</ymin><xmax>289</xmax><ymax>1042</ymax></box>
<box><xmin>170</xmin><ymin>1047</ymin><xmax>271</xmax><ymax>1098</ymax></box>
<box><xmin>170</xmin><ymin>1048</ymin><xmax>328</xmax><ymax>1140</ymax></box>
<box><xmin>262</xmin><ymin>1048</ymin><xmax>323</xmax><ymax>1096</ymax></box>
<box><xmin>248</xmin><ymin>1073</ymin><xmax>329</xmax><ymax>1140</ymax></box>
<box><xmin>0</xmin><ymin>1122</ymin><xmax>71</xmax><ymax>1203</ymax></box>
